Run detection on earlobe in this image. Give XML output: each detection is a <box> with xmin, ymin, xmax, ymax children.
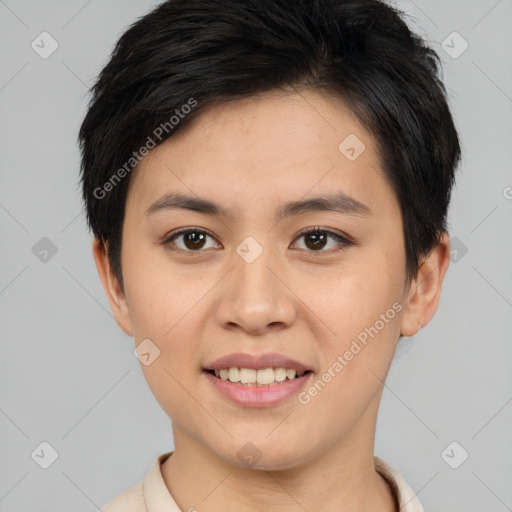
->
<box><xmin>92</xmin><ymin>238</ymin><xmax>134</xmax><ymax>337</ymax></box>
<box><xmin>399</xmin><ymin>232</ymin><xmax>451</xmax><ymax>337</ymax></box>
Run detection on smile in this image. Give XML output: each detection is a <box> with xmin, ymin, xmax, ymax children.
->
<box><xmin>208</xmin><ymin>367</ymin><xmax>310</xmax><ymax>386</ymax></box>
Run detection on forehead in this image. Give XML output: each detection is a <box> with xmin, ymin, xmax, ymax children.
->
<box><xmin>126</xmin><ymin>89</ymin><xmax>399</xmax><ymax>223</ymax></box>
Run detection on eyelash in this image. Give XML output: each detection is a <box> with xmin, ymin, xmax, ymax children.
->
<box><xmin>161</xmin><ymin>226</ymin><xmax>354</xmax><ymax>255</ymax></box>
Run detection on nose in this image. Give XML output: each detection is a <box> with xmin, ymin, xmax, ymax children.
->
<box><xmin>214</xmin><ymin>242</ymin><xmax>297</xmax><ymax>335</ymax></box>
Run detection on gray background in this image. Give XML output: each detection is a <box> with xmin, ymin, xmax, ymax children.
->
<box><xmin>0</xmin><ymin>0</ymin><xmax>511</xmax><ymax>510</ymax></box>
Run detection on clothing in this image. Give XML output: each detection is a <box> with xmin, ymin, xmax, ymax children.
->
<box><xmin>101</xmin><ymin>452</ymin><xmax>424</xmax><ymax>511</ymax></box>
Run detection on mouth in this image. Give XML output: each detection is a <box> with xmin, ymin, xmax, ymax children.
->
<box><xmin>202</xmin><ymin>353</ymin><xmax>314</xmax><ymax>407</ymax></box>
<box><xmin>204</xmin><ymin>367</ymin><xmax>313</xmax><ymax>386</ymax></box>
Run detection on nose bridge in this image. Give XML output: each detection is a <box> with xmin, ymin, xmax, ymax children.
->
<box><xmin>233</xmin><ymin>234</ymin><xmax>280</xmax><ymax>300</ymax></box>
<box><xmin>215</xmin><ymin>234</ymin><xmax>296</xmax><ymax>333</ymax></box>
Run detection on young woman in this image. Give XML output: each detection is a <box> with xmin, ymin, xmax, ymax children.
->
<box><xmin>79</xmin><ymin>1</ymin><xmax>461</xmax><ymax>510</ymax></box>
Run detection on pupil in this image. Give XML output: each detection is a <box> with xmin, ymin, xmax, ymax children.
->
<box><xmin>186</xmin><ymin>232</ymin><xmax>206</xmax><ymax>250</ymax></box>
<box><xmin>307</xmin><ymin>232</ymin><xmax>326</xmax><ymax>250</ymax></box>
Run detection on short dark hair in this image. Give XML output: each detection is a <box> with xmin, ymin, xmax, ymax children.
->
<box><xmin>79</xmin><ymin>0</ymin><xmax>461</xmax><ymax>289</ymax></box>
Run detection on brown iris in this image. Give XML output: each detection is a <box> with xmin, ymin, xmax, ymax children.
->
<box><xmin>303</xmin><ymin>231</ymin><xmax>328</xmax><ymax>251</ymax></box>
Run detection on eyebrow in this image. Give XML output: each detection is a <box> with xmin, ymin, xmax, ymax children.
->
<box><xmin>145</xmin><ymin>191</ymin><xmax>372</xmax><ymax>219</ymax></box>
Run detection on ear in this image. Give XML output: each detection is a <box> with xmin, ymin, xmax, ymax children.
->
<box><xmin>92</xmin><ymin>237</ymin><xmax>134</xmax><ymax>337</ymax></box>
<box><xmin>400</xmin><ymin>231</ymin><xmax>451</xmax><ymax>337</ymax></box>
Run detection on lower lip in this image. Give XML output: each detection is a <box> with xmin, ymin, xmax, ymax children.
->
<box><xmin>203</xmin><ymin>371</ymin><xmax>312</xmax><ymax>407</ymax></box>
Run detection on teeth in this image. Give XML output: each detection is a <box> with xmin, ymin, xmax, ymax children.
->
<box><xmin>286</xmin><ymin>369</ymin><xmax>296</xmax><ymax>380</ymax></box>
<box><xmin>256</xmin><ymin>368</ymin><xmax>274</xmax><ymax>385</ymax></box>
<box><xmin>212</xmin><ymin>367</ymin><xmax>307</xmax><ymax>385</ymax></box>
<box><xmin>228</xmin><ymin>367</ymin><xmax>240</xmax><ymax>382</ymax></box>
<box><xmin>275</xmin><ymin>367</ymin><xmax>287</xmax><ymax>382</ymax></box>
<box><xmin>240</xmin><ymin>368</ymin><xmax>257</xmax><ymax>384</ymax></box>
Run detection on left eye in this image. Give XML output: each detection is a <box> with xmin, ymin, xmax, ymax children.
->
<box><xmin>163</xmin><ymin>227</ymin><xmax>352</xmax><ymax>253</ymax></box>
<box><xmin>292</xmin><ymin>227</ymin><xmax>353</xmax><ymax>253</ymax></box>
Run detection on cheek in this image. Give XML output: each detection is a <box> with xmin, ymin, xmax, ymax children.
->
<box><xmin>126</xmin><ymin>265</ymin><xmax>207</xmax><ymax>421</ymax></box>
<box><xmin>306</xmin><ymin>249</ymin><xmax>404</xmax><ymax>398</ymax></box>
<box><xmin>297</xmin><ymin>283</ymin><xmax>402</xmax><ymax>432</ymax></box>
<box><xmin>311</xmin><ymin>254</ymin><xmax>404</xmax><ymax>340</ymax></box>
<box><xmin>122</xmin><ymin>244</ymin><xmax>199</xmax><ymax>339</ymax></box>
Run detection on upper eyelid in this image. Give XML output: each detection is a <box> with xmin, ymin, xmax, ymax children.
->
<box><xmin>166</xmin><ymin>226</ymin><xmax>217</xmax><ymax>242</ymax></box>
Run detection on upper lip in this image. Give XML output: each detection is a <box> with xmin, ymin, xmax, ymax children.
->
<box><xmin>205</xmin><ymin>352</ymin><xmax>312</xmax><ymax>372</ymax></box>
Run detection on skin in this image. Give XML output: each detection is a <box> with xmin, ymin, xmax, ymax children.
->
<box><xmin>93</xmin><ymin>88</ymin><xmax>450</xmax><ymax>512</ymax></box>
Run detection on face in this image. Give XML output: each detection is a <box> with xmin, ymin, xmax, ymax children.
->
<box><xmin>96</xmin><ymin>89</ymin><xmax>443</xmax><ymax>470</ymax></box>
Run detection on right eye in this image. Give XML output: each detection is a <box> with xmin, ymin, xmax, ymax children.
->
<box><xmin>162</xmin><ymin>227</ymin><xmax>222</xmax><ymax>253</ymax></box>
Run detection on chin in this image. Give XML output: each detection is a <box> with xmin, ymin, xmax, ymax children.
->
<box><xmin>211</xmin><ymin>432</ymin><xmax>315</xmax><ymax>472</ymax></box>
